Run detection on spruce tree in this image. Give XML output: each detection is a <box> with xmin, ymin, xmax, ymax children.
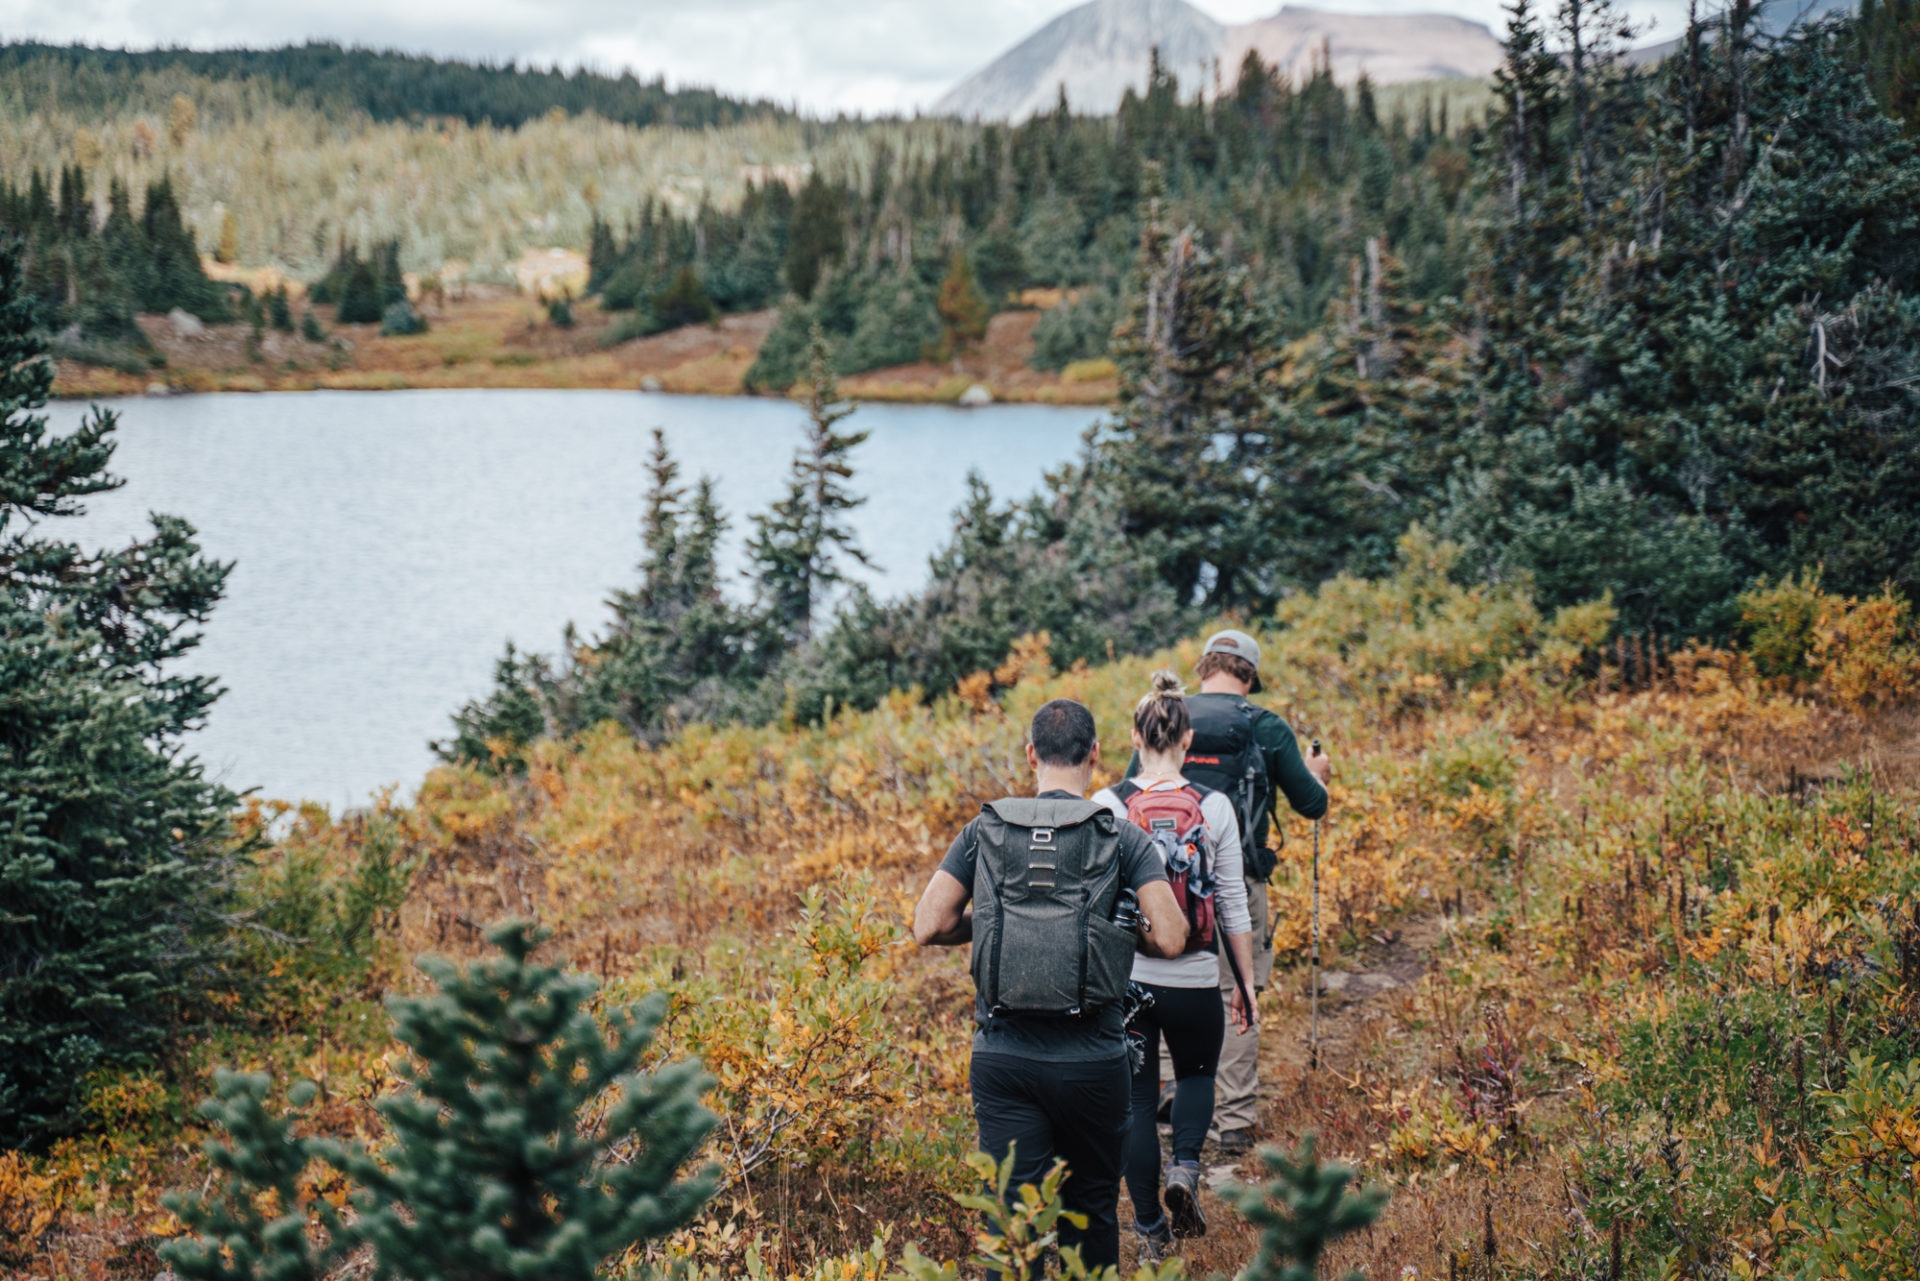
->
<box><xmin>746</xmin><ymin>325</ymin><xmax>873</xmax><ymax>644</ymax></box>
<box><xmin>935</xmin><ymin>249</ymin><xmax>989</xmax><ymax>359</ymax></box>
<box><xmin>1859</xmin><ymin>0</ymin><xmax>1920</xmax><ymax>132</ymax></box>
<box><xmin>1262</xmin><ymin>236</ymin><xmax>1459</xmax><ymax>584</ymax></box>
<box><xmin>1445</xmin><ymin>0</ymin><xmax>1920</xmax><ymax>631</ymax></box>
<box><xmin>1102</xmin><ymin>180</ymin><xmax>1277</xmax><ymax>609</ymax></box>
<box><xmin>164</xmin><ymin>920</ymin><xmax>719</xmax><ymax>1281</ymax></box>
<box><xmin>0</xmin><ymin>236</ymin><xmax>233</xmax><ymax>1147</ymax></box>
<box><xmin>793</xmin><ymin>467</ymin><xmax>1182</xmax><ymax>720</ymax></box>
<box><xmin>336</xmin><ymin>259</ymin><xmax>382</xmax><ymax>324</ymax></box>
<box><xmin>139</xmin><ymin>176</ymin><xmax>227</xmax><ymax>320</ymax></box>
<box><xmin>652</xmin><ymin>265</ymin><xmax>719</xmax><ymax>329</ymax></box>
<box><xmin>436</xmin><ymin>642</ymin><xmax>551</xmax><ymax>772</ymax></box>
<box><xmin>784</xmin><ymin>172</ymin><xmax>843</xmax><ymax>301</ymax></box>
<box><xmin>580</xmin><ymin>432</ymin><xmax>752</xmax><ymax>736</ymax></box>
<box><xmin>439</xmin><ymin>434</ymin><xmax>757</xmax><ymax>760</ymax></box>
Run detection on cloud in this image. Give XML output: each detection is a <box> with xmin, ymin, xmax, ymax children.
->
<box><xmin>0</xmin><ymin>0</ymin><xmax>1697</xmax><ymax>115</ymax></box>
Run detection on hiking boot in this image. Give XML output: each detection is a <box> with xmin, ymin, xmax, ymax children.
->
<box><xmin>1210</xmin><ymin>1127</ymin><xmax>1255</xmax><ymax>1159</ymax></box>
<box><xmin>1164</xmin><ymin>1161</ymin><xmax>1207</xmax><ymax>1238</ymax></box>
<box><xmin>1133</xmin><ymin>1214</ymin><xmax>1174</xmax><ymax>1262</ymax></box>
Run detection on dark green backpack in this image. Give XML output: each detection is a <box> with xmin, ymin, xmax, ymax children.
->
<box><xmin>969</xmin><ymin>797</ymin><xmax>1136</xmax><ymax>1018</ymax></box>
<box><xmin>1183</xmin><ymin>696</ymin><xmax>1278</xmax><ymax>880</ymax></box>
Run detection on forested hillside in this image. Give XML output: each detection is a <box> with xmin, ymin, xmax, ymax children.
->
<box><xmin>0</xmin><ymin>31</ymin><xmax>1488</xmax><ymax>351</ymax></box>
<box><xmin>447</xmin><ymin>0</ymin><xmax>1920</xmax><ymax>767</ymax></box>
<box><xmin>0</xmin><ymin>41</ymin><xmax>790</xmax><ymax>129</ymax></box>
<box><xmin>589</xmin><ymin>54</ymin><xmax>1484</xmax><ymax>388</ymax></box>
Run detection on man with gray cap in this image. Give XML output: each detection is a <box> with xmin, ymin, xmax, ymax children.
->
<box><xmin>1124</xmin><ymin>628</ymin><xmax>1330</xmax><ymax>1155</ymax></box>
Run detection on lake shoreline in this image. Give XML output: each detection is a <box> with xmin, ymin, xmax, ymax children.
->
<box><xmin>48</xmin><ymin>389</ymin><xmax>1096</xmax><ymax>806</ymax></box>
<box><xmin>50</xmin><ymin>290</ymin><xmax>1120</xmax><ymax>407</ymax></box>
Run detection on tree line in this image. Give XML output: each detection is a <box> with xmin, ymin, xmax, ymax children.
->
<box><xmin>0</xmin><ymin>166</ymin><xmax>229</xmax><ymax>346</ymax></box>
<box><xmin>586</xmin><ymin>49</ymin><xmax>1484</xmax><ymax>387</ymax></box>
<box><xmin>0</xmin><ymin>40</ymin><xmax>792</xmax><ymax>130</ymax></box>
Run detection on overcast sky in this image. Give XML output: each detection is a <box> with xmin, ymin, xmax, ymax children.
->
<box><xmin>0</xmin><ymin>0</ymin><xmax>1695</xmax><ymax>117</ymax></box>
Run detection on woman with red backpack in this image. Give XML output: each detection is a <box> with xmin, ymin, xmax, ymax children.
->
<box><xmin>1092</xmin><ymin>670</ymin><xmax>1256</xmax><ymax>1257</ymax></box>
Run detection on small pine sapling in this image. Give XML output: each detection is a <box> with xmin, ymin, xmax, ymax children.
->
<box><xmin>1218</xmin><ymin>1136</ymin><xmax>1388</xmax><ymax>1281</ymax></box>
<box><xmin>164</xmin><ymin>920</ymin><xmax>718</xmax><ymax>1281</ymax></box>
<box><xmin>342</xmin><ymin>920</ymin><xmax>718</xmax><ymax>1281</ymax></box>
<box><xmin>161</xmin><ymin>1073</ymin><xmax>354</xmax><ymax>1281</ymax></box>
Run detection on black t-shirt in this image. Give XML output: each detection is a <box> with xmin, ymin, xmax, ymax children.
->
<box><xmin>938</xmin><ymin>789</ymin><xmax>1169</xmax><ymax>1062</ymax></box>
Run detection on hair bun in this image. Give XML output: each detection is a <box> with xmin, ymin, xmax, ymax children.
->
<box><xmin>1149</xmin><ymin>668</ymin><xmax>1185</xmax><ymax>698</ymax></box>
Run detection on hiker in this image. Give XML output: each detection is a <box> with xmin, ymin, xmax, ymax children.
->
<box><xmin>1126</xmin><ymin>629</ymin><xmax>1330</xmax><ymax>1156</ymax></box>
<box><xmin>1093</xmin><ymin>670</ymin><xmax>1256</xmax><ymax>1257</ymax></box>
<box><xmin>914</xmin><ymin>697</ymin><xmax>1187</xmax><ymax>1272</ymax></box>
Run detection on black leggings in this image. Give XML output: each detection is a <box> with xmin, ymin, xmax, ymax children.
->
<box><xmin>1125</xmin><ymin>981</ymin><xmax>1225</xmax><ymax>1222</ymax></box>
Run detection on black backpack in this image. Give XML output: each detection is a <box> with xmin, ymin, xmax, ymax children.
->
<box><xmin>1181</xmin><ymin>696</ymin><xmax>1277</xmax><ymax>881</ymax></box>
<box><xmin>969</xmin><ymin>797</ymin><xmax>1136</xmax><ymax>1018</ymax></box>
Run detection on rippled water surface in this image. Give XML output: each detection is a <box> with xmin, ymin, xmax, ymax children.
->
<box><xmin>50</xmin><ymin>389</ymin><xmax>1096</xmax><ymax>807</ymax></box>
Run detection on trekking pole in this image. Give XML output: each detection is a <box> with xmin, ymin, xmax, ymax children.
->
<box><xmin>1309</xmin><ymin>739</ymin><xmax>1322</xmax><ymax>1073</ymax></box>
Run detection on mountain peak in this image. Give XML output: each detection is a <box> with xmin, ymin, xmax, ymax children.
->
<box><xmin>932</xmin><ymin>0</ymin><xmax>1226</xmax><ymax>122</ymax></box>
<box><xmin>935</xmin><ymin>0</ymin><xmax>1505</xmax><ymax>121</ymax></box>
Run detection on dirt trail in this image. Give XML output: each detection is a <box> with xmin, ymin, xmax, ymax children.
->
<box><xmin>1263</xmin><ymin>911</ymin><xmax>1445</xmax><ymax>1079</ymax></box>
<box><xmin>1119</xmin><ymin>913</ymin><xmax>1448</xmax><ymax>1274</ymax></box>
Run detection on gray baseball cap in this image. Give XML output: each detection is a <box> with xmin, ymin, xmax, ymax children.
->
<box><xmin>1201</xmin><ymin>628</ymin><xmax>1263</xmax><ymax>692</ymax></box>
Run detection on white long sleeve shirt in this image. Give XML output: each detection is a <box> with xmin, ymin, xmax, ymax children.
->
<box><xmin>1092</xmin><ymin>779</ymin><xmax>1250</xmax><ymax>989</ymax></box>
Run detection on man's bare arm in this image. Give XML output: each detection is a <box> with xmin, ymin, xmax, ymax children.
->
<box><xmin>1136</xmin><ymin>880</ymin><xmax>1188</xmax><ymax>958</ymax></box>
<box><xmin>913</xmin><ymin>869</ymin><xmax>973</xmax><ymax>946</ymax></box>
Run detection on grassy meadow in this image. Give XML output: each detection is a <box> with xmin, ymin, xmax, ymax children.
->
<box><xmin>50</xmin><ymin>292</ymin><xmax>1118</xmax><ymax>402</ymax></box>
<box><xmin>6</xmin><ymin>537</ymin><xmax>1919</xmax><ymax>1279</ymax></box>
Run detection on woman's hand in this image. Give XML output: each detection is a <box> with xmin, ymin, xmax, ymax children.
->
<box><xmin>1229</xmin><ymin>983</ymin><xmax>1257</xmax><ymax>1034</ymax></box>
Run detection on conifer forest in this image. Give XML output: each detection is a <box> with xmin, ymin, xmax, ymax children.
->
<box><xmin>5</xmin><ymin>0</ymin><xmax>1920</xmax><ymax>1277</ymax></box>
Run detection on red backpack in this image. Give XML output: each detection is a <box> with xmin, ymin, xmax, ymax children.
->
<box><xmin>1111</xmin><ymin>781</ymin><xmax>1217</xmax><ymax>955</ymax></box>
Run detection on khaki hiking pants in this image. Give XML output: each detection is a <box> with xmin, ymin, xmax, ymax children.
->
<box><xmin>1159</xmin><ymin>874</ymin><xmax>1274</xmax><ymax>1139</ymax></box>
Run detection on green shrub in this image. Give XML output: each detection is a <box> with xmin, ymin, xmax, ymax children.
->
<box><xmin>598</xmin><ymin>307</ymin><xmax>660</xmax><ymax>347</ymax></box>
<box><xmin>835</xmin><ymin>271</ymin><xmax>938</xmax><ymax>374</ymax></box>
<box><xmin>238</xmin><ymin>806</ymin><xmax>418</xmax><ymax>992</ymax></box>
<box><xmin>1739</xmin><ymin>569</ymin><xmax>1827</xmax><ymax>686</ymax></box>
<box><xmin>1783</xmin><ymin>1054</ymin><xmax>1920</xmax><ymax>1276</ymax></box>
<box><xmin>652</xmin><ymin>266</ymin><xmax>719</xmax><ymax>329</ymax></box>
<box><xmin>744</xmin><ymin>298</ymin><xmax>814</xmax><ymax>391</ymax></box>
<box><xmin>378</xmin><ymin>299</ymin><xmax>427</xmax><ymax>336</ymax></box>
<box><xmin>1028</xmin><ymin>286</ymin><xmax>1115</xmax><ymax>372</ymax></box>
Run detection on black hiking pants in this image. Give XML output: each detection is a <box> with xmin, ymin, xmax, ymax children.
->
<box><xmin>1125</xmin><ymin>981</ymin><xmax>1226</xmax><ymax>1224</ymax></box>
<box><xmin>971</xmin><ymin>1050</ymin><xmax>1130</xmax><ymax>1272</ymax></box>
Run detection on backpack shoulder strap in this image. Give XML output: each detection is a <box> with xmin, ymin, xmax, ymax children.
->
<box><xmin>1109</xmin><ymin>780</ymin><xmax>1141</xmax><ymax>809</ymax></box>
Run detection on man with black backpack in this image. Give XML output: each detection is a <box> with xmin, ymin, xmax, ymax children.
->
<box><xmin>915</xmin><ymin>698</ymin><xmax>1188</xmax><ymax>1272</ymax></box>
<box><xmin>1126</xmin><ymin>629</ymin><xmax>1330</xmax><ymax>1156</ymax></box>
